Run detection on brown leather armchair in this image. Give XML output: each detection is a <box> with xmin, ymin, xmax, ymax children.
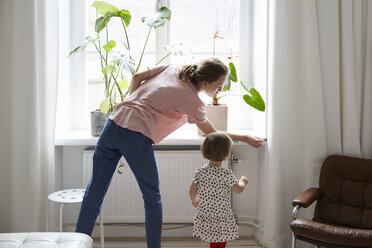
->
<box><xmin>290</xmin><ymin>155</ymin><xmax>372</xmax><ymax>248</ymax></box>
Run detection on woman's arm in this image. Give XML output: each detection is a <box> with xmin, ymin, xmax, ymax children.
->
<box><xmin>129</xmin><ymin>70</ymin><xmax>150</xmax><ymax>95</ymax></box>
<box><xmin>189</xmin><ymin>182</ymin><xmax>199</xmax><ymax>208</ymax></box>
<box><xmin>196</xmin><ymin>120</ymin><xmax>267</xmax><ymax>148</ymax></box>
<box><xmin>129</xmin><ymin>65</ymin><xmax>169</xmax><ymax>95</ymax></box>
<box><xmin>196</xmin><ymin>120</ymin><xmax>217</xmax><ymax>134</ymax></box>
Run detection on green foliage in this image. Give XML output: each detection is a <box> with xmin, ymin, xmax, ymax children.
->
<box><xmin>101</xmin><ymin>65</ymin><xmax>116</xmax><ymax>75</ymax></box>
<box><xmin>69</xmin><ymin>2</ymin><xmax>265</xmax><ymax>114</ymax></box>
<box><xmin>103</xmin><ymin>40</ymin><xmax>116</xmax><ymax>52</ymax></box>
<box><xmin>141</xmin><ymin>7</ymin><xmax>171</xmax><ymax>28</ymax></box>
<box><xmin>68</xmin><ymin>36</ymin><xmax>97</xmax><ymax>57</ymax></box>
<box><xmin>243</xmin><ymin>88</ymin><xmax>265</xmax><ymax>111</ymax></box>
<box><xmin>94</xmin><ymin>16</ymin><xmax>109</xmax><ymax>33</ymax></box>
<box><xmin>212</xmin><ymin>32</ymin><xmax>265</xmax><ymax>112</ymax></box>
<box><xmin>223</xmin><ymin>62</ymin><xmax>237</xmax><ymax>91</ymax></box>
<box><xmin>91</xmin><ymin>1</ymin><xmax>118</xmax><ymax>16</ymax></box>
<box><xmin>116</xmin><ymin>10</ymin><xmax>131</xmax><ymax>27</ymax></box>
<box><xmin>228</xmin><ymin>62</ymin><xmax>237</xmax><ymax>82</ymax></box>
<box><xmin>70</xmin><ymin>1</ymin><xmax>173</xmax><ymax>114</ymax></box>
<box><xmin>118</xmin><ymin>79</ymin><xmax>129</xmax><ymax>89</ymax></box>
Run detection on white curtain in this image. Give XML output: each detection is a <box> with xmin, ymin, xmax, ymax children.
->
<box><xmin>0</xmin><ymin>0</ymin><xmax>59</xmax><ymax>232</ymax></box>
<box><xmin>262</xmin><ymin>0</ymin><xmax>372</xmax><ymax>247</ymax></box>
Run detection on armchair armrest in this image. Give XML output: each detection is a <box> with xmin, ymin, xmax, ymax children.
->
<box><xmin>292</xmin><ymin>187</ymin><xmax>322</xmax><ymax>208</ymax></box>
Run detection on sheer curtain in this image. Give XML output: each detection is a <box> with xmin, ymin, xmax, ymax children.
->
<box><xmin>262</xmin><ymin>0</ymin><xmax>372</xmax><ymax>247</ymax></box>
<box><xmin>0</xmin><ymin>0</ymin><xmax>59</xmax><ymax>232</ymax></box>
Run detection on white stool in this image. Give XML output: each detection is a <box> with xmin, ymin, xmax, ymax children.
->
<box><xmin>48</xmin><ymin>189</ymin><xmax>104</xmax><ymax>248</ymax></box>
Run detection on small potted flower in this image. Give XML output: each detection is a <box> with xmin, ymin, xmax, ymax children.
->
<box><xmin>198</xmin><ymin>31</ymin><xmax>265</xmax><ymax>135</ymax></box>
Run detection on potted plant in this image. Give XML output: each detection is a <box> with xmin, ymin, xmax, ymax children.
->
<box><xmin>69</xmin><ymin>1</ymin><xmax>173</xmax><ymax>136</ymax></box>
<box><xmin>198</xmin><ymin>31</ymin><xmax>265</xmax><ymax>135</ymax></box>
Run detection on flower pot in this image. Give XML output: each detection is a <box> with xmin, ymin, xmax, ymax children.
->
<box><xmin>198</xmin><ymin>104</ymin><xmax>228</xmax><ymax>136</ymax></box>
<box><xmin>91</xmin><ymin>109</ymin><xmax>108</xmax><ymax>137</ymax></box>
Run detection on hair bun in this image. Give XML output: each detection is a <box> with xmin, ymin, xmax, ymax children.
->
<box><xmin>190</xmin><ymin>64</ymin><xmax>198</xmax><ymax>81</ymax></box>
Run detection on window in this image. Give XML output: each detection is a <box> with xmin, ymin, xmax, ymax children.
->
<box><xmin>58</xmin><ymin>0</ymin><xmax>264</xmax><ymax>134</ymax></box>
<box><xmin>85</xmin><ymin>0</ymin><xmax>157</xmax><ymax>114</ymax></box>
<box><xmin>168</xmin><ymin>0</ymin><xmax>240</xmax><ymax>108</ymax></box>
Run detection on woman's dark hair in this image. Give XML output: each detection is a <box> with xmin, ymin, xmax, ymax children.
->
<box><xmin>201</xmin><ymin>132</ymin><xmax>232</xmax><ymax>162</ymax></box>
<box><xmin>179</xmin><ymin>58</ymin><xmax>229</xmax><ymax>88</ymax></box>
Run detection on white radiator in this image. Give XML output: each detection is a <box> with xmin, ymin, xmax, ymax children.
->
<box><xmin>82</xmin><ymin>150</ymin><xmax>228</xmax><ymax>223</ymax></box>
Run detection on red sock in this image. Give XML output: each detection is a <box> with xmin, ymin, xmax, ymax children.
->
<box><xmin>209</xmin><ymin>242</ymin><xmax>227</xmax><ymax>248</ymax></box>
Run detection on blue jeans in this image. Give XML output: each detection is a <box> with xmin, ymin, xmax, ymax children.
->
<box><xmin>76</xmin><ymin>119</ymin><xmax>162</xmax><ymax>248</ymax></box>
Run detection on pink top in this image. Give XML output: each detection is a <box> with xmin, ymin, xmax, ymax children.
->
<box><xmin>109</xmin><ymin>64</ymin><xmax>207</xmax><ymax>144</ymax></box>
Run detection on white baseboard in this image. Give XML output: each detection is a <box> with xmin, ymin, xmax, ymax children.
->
<box><xmin>64</xmin><ymin>222</ymin><xmax>258</xmax><ymax>239</ymax></box>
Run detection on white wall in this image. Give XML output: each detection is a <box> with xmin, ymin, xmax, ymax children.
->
<box><xmin>54</xmin><ymin>144</ymin><xmax>265</xmax><ymax>239</ymax></box>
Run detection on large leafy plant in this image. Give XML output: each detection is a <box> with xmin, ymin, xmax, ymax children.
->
<box><xmin>69</xmin><ymin>1</ymin><xmax>172</xmax><ymax>114</ymax></box>
<box><xmin>211</xmin><ymin>31</ymin><xmax>265</xmax><ymax>112</ymax></box>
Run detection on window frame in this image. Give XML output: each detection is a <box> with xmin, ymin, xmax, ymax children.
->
<box><xmin>64</xmin><ymin>0</ymin><xmax>253</xmax><ymax>132</ymax></box>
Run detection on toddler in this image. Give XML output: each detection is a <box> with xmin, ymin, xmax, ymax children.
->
<box><xmin>189</xmin><ymin>132</ymin><xmax>248</xmax><ymax>248</ymax></box>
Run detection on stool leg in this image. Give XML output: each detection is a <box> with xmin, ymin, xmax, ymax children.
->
<box><xmin>59</xmin><ymin>203</ymin><xmax>64</xmax><ymax>232</ymax></box>
<box><xmin>100</xmin><ymin>209</ymin><xmax>104</xmax><ymax>248</ymax></box>
<box><xmin>47</xmin><ymin>200</ymin><xmax>50</xmax><ymax>232</ymax></box>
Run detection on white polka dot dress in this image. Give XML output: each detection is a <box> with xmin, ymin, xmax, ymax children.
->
<box><xmin>192</xmin><ymin>164</ymin><xmax>239</xmax><ymax>243</ymax></box>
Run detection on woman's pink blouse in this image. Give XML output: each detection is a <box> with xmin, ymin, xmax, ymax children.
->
<box><xmin>109</xmin><ymin>64</ymin><xmax>207</xmax><ymax>144</ymax></box>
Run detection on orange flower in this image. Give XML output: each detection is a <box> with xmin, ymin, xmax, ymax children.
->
<box><xmin>213</xmin><ymin>31</ymin><xmax>224</xmax><ymax>39</ymax></box>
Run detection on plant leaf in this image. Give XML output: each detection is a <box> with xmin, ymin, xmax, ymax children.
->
<box><xmin>228</xmin><ymin>62</ymin><xmax>237</xmax><ymax>82</ymax></box>
<box><xmin>69</xmin><ymin>45</ymin><xmax>83</xmax><ymax>57</ymax></box>
<box><xmin>85</xmin><ymin>36</ymin><xmax>98</xmax><ymax>42</ymax></box>
<box><xmin>164</xmin><ymin>43</ymin><xmax>192</xmax><ymax>57</ymax></box>
<box><xmin>95</xmin><ymin>16</ymin><xmax>108</xmax><ymax>33</ymax></box>
<box><xmin>118</xmin><ymin>79</ymin><xmax>129</xmax><ymax>89</ymax></box>
<box><xmin>114</xmin><ymin>54</ymin><xmax>136</xmax><ymax>75</ymax></box>
<box><xmin>141</xmin><ymin>17</ymin><xmax>166</xmax><ymax>28</ymax></box>
<box><xmin>69</xmin><ymin>36</ymin><xmax>98</xmax><ymax>57</ymax></box>
<box><xmin>121</xmin><ymin>61</ymin><xmax>136</xmax><ymax>75</ymax></box>
<box><xmin>100</xmin><ymin>98</ymin><xmax>110</xmax><ymax>114</ymax></box>
<box><xmin>101</xmin><ymin>65</ymin><xmax>116</xmax><ymax>75</ymax></box>
<box><xmin>141</xmin><ymin>7</ymin><xmax>171</xmax><ymax>29</ymax></box>
<box><xmin>223</xmin><ymin>77</ymin><xmax>231</xmax><ymax>91</ymax></box>
<box><xmin>243</xmin><ymin>88</ymin><xmax>265</xmax><ymax>111</ymax></box>
<box><xmin>103</xmin><ymin>40</ymin><xmax>116</xmax><ymax>51</ymax></box>
<box><xmin>92</xmin><ymin>1</ymin><xmax>119</xmax><ymax>16</ymax></box>
<box><xmin>116</xmin><ymin>10</ymin><xmax>131</xmax><ymax>27</ymax></box>
<box><xmin>157</xmin><ymin>6</ymin><xmax>171</xmax><ymax>21</ymax></box>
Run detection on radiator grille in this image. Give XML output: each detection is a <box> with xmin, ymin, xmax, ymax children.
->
<box><xmin>83</xmin><ymin>150</ymin><xmax>227</xmax><ymax>223</ymax></box>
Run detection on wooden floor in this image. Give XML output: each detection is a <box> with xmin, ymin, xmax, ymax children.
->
<box><xmin>93</xmin><ymin>237</ymin><xmax>262</xmax><ymax>248</ymax></box>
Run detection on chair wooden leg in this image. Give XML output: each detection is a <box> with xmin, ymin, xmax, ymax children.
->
<box><xmin>291</xmin><ymin>232</ymin><xmax>296</xmax><ymax>248</ymax></box>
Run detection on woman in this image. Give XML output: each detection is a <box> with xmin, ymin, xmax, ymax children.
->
<box><xmin>76</xmin><ymin>58</ymin><xmax>266</xmax><ymax>248</ymax></box>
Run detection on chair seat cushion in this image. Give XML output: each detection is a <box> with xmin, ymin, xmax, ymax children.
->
<box><xmin>0</xmin><ymin>232</ymin><xmax>92</xmax><ymax>248</ymax></box>
<box><xmin>291</xmin><ymin>218</ymin><xmax>372</xmax><ymax>248</ymax></box>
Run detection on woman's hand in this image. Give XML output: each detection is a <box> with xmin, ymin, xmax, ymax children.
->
<box><xmin>195</xmin><ymin>122</ymin><xmax>267</xmax><ymax>148</ymax></box>
<box><xmin>244</xmin><ymin>135</ymin><xmax>267</xmax><ymax>148</ymax></box>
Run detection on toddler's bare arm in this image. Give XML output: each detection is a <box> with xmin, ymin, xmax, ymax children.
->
<box><xmin>189</xmin><ymin>182</ymin><xmax>198</xmax><ymax>207</ymax></box>
<box><xmin>232</xmin><ymin>176</ymin><xmax>248</xmax><ymax>194</ymax></box>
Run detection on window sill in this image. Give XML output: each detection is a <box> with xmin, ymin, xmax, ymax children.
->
<box><xmin>54</xmin><ymin>129</ymin><xmax>257</xmax><ymax>146</ymax></box>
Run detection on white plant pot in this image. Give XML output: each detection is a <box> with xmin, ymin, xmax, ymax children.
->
<box><xmin>198</xmin><ymin>104</ymin><xmax>228</xmax><ymax>136</ymax></box>
<box><xmin>91</xmin><ymin>109</ymin><xmax>108</xmax><ymax>137</ymax></box>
